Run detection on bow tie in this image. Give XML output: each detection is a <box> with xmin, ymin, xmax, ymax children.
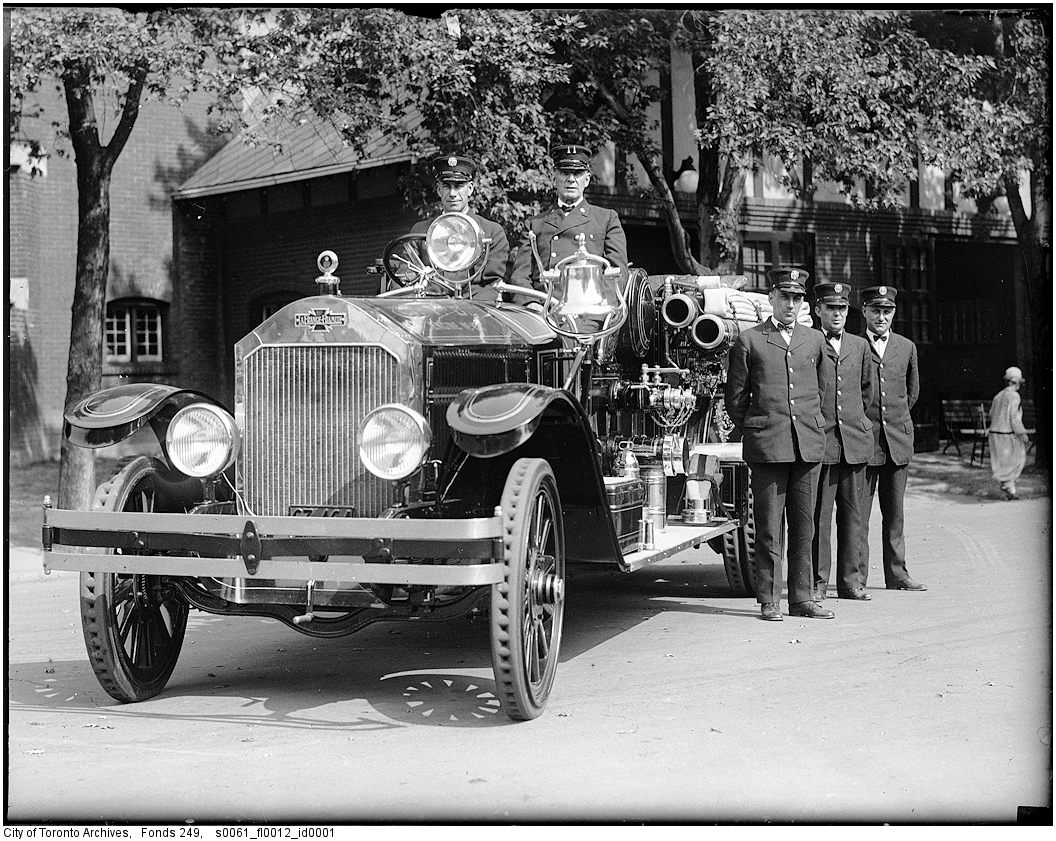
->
<box><xmin>557</xmin><ymin>202</ymin><xmax>577</xmax><ymax>212</ymax></box>
<box><xmin>826</xmin><ymin>331</ymin><xmax>842</xmax><ymax>341</ymax></box>
<box><xmin>871</xmin><ymin>332</ymin><xmax>888</xmax><ymax>343</ymax></box>
<box><xmin>777</xmin><ymin>321</ymin><xmax>795</xmax><ymax>334</ymax></box>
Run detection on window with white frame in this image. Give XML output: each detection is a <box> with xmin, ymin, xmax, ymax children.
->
<box><xmin>106</xmin><ymin>300</ymin><xmax>164</xmax><ymax>363</ymax></box>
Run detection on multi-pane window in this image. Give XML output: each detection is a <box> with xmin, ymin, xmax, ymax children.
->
<box><xmin>880</xmin><ymin>240</ymin><xmax>933</xmax><ymax>344</ymax></box>
<box><xmin>740</xmin><ymin>235</ymin><xmax>810</xmax><ymax>293</ymax></box>
<box><xmin>105</xmin><ymin>300</ymin><xmax>164</xmax><ymax>363</ymax></box>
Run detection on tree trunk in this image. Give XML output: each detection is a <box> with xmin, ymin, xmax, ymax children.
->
<box><xmin>56</xmin><ymin>61</ymin><xmax>146</xmax><ymax>510</ymax></box>
<box><xmin>691</xmin><ymin>50</ymin><xmax>742</xmax><ymax>274</ymax></box>
<box><xmin>58</xmin><ymin>150</ymin><xmax>113</xmax><ymax>510</ymax></box>
<box><xmin>1005</xmin><ymin>169</ymin><xmax>1051</xmax><ymax>471</ymax></box>
<box><xmin>587</xmin><ymin>69</ymin><xmax>705</xmax><ymax>274</ymax></box>
<box><xmin>631</xmin><ymin>145</ymin><xmax>707</xmax><ymax>274</ymax></box>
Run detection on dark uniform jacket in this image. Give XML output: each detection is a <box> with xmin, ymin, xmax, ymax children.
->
<box><xmin>818</xmin><ymin>331</ymin><xmax>875</xmax><ymax>465</ymax></box>
<box><xmin>508</xmin><ymin>199</ymin><xmax>627</xmax><ymax>291</ymax></box>
<box><xmin>863</xmin><ymin>331</ymin><xmax>918</xmax><ymax>466</ymax></box>
<box><xmin>411</xmin><ymin>212</ymin><xmax>509</xmax><ymax>287</ymax></box>
<box><xmin>724</xmin><ymin>320</ymin><xmax>829</xmax><ymax>463</ymax></box>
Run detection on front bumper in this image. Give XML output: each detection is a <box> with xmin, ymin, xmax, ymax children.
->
<box><xmin>42</xmin><ymin>508</ymin><xmax>506</xmax><ymax>587</ymax></box>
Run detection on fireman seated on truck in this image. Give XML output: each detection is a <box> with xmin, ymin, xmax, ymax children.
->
<box><xmin>410</xmin><ymin>154</ymin><xmax>510</xmax><ymax>290</ymax></box>
<box><xmin>507</xmin><ymin>144</ymin><xmax>628</xmax><ymax>296</ymax></box>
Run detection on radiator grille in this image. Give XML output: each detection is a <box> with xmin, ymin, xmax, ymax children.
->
<box><xmin>241</xmin><ymin>345</ymin><xmax>402</xmax><ymax>517</ymax></box>
<box><xmin>427</xmin><ymin>348</ymin><xmax>531</xmax><ymax>458</ymax></box>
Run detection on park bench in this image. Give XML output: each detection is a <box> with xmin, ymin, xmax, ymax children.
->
<box><xmin>942</xmin><ymin>397</ymin><xmax>1036</xmax><ymax>467</ymax></box>
<box><xmin>941</xmin><ymin>399</ymin><xmax>989</xmax><ymax>464</ymax></box>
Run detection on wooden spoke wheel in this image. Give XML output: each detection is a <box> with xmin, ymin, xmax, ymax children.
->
<box><xmin>490</xmin><ymin>458</ymin><xmax>565</xmax><ymax>720</ymax></box>
<box><xmin>79</xmin><ymin>457</ymin><xmax>190</xmax><ymax>702</ymax></box>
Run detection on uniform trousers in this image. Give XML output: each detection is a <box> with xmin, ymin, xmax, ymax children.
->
<box><xmin>748</xmin><ymin>460</ymin><xmax>821</xmax><ymax>605</ymax></box>
<box><xmin>859</xmin><ymin>457</ymin><xmax>910</xmax><ymax>587</ymax></box>
<box><xmin>812</xmin><ymin>461</ymin><xmax>866</xmax><ymax>595</ymax></box>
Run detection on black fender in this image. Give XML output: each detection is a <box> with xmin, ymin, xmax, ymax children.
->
<box><xmin>445</xmin><ymin>383</ymin><xmax>623</xmax><ymax>565</ymax></box>
<box><xmin>64</xmin><ymin>383</ymin><xmax>225</xmax><ymax>450</ymax></box>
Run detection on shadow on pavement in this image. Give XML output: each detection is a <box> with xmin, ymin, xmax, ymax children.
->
<box><xmin>8</xmin><ymin>554</ymin><xmax>750</xmax><ymax>730</ymax></box>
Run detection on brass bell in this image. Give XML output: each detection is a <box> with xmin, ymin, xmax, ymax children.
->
<box><xmin>555</xmin><ymin>236</ymin><xmax>621</xmax><ymax>317</ymax></box>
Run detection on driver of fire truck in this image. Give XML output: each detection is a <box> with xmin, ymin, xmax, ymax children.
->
<box><xmin>410</xmin><ymin>154</ymin><xmax>510</xmax><ymax>289</ymax></box>
<box><xmin>507</xmin><ymin>144</ymin><xmax>628</xmax><ymax>298</ymax></box>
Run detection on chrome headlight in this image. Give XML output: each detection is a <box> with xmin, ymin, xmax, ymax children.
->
<box><xmin>426</xmin><ymin>212</ymin><xmax>484</xmax><ymax>273</ymax></box>
<box><xmin>166</xmin><ymin>403</ymin><xmax>241</xmax><ymax>478</ymax></box>
<box><xmin>359</xmin><ymin>404</ymin><xmax>431</xmax><ymax>481</ymax></box>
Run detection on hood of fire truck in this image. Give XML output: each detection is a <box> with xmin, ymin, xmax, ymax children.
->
<box><xmin>235</xmin><ymin>295</ymin><xmax>555</xmax><ymax>363</ymax></box>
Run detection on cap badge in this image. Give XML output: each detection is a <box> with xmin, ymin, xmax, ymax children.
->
<box><xmin>833</xmin><ymin>283</ymin><xmax>843</xmax><ymax>293</ymax></box>
<box><xmin>447</xmin><ymin>157</ymin><xmax>458</xmax><ymax>167</ymax></box>
<box><xmin>789</xmin><ymin>269</ymin><xmax>800</xmax><ymax>281</ymax></box>
<box><xmin>878</xmin><ymin>285</ymin><xmax>887</xmax><ymax>296</ymax></box>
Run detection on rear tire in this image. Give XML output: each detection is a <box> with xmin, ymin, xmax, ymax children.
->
<box><xmin>80</xmin><ymin>456</ymin><xmax>190</xmax><ymax>702</ymax></box>
<box><xmin>721</xmin><ymin>481</ymin><xmax>758</xmax><ymax>597</ymax></box>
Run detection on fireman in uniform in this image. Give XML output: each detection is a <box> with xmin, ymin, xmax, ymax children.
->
<box><xmin>507</xmin><ymin>144</ymin><xmax>628</xmax><ymax>295</ymax></box>
<box><xmin>858</xmin><ymin>284</ymin><xmax>927</xmax><ymax>591</ymax></box>
<box><xmin>411</xmin><ymin>154</ymin><xmax>509</xmax><ymax>288</ymax></box>
<box><xmin>725</xmin><ymin>268</ymin><xmax>835</xmax><ymax>621</ymax></box>
<box><xmin>811</xmin><ymin>281</ymin><xmax>875</xmax><ymax>601</ymax></box>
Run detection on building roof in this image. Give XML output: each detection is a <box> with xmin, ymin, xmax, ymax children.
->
<box><xmin>175</xmin><ymin>112</ymin><xmax>430</xmax><ymax>199</ymax></box>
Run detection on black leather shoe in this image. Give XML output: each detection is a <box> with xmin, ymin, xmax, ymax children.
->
<box><xmin>887</xmin><ymin>578</ymin><xmax>927</xmax><ymax>591</ymax></box>
<box><xmin>789</xmin><ymin>601</ymin><xmax>835</xmax><ymax>619</ymax></box>
<box><xmin>760</xmin><ymin>602</ymin><xmax>783</xmax><ymax>621</ymax></box>
<box><xmin>838</xmin><ymin>588</ymin><xmax>872</xmax><ymax>601</ymax></box>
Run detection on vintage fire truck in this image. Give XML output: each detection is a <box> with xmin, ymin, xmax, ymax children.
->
<box><xmin>42</xmin><ymin>211</ymin><xmax>765</xmax><ymax>721</ymax></box>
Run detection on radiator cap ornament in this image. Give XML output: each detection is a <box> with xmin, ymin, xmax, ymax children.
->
<box><xmin>315</xmin><ymin>250</ymin><xmax>341</xmax><ymax>294</ymax></box>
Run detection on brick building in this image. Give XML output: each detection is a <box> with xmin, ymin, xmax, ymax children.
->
<box><xmin>8</xmin><ymin>87</ymin><xmax>229</xmax><ymax>464</ymax></box>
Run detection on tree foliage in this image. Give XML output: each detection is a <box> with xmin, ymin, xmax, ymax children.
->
<box><xmin>223</xmin><ymin>8</ymin><xmax>567</xmax><ymax>228</ymax></box>
<box><xmin>680</xmin><ymin>10</ymin><xmax>995</xmax><ymax>264</ymax></box>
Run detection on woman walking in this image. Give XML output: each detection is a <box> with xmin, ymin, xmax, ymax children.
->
<box><xmin>989</xmin><ymin>366</ymin><xmax>1030</xmax><ymax>499</ymax></box>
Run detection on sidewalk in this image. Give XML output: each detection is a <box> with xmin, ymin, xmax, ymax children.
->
<box><xmin>909</xmin><ymin>446</ymin><xmax>1050</xmax><ymax>500</ymax></box>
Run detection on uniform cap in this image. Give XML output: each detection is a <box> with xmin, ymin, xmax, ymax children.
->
<box><xmin>767</xmin><ymin>267</ymin><xmax>809</xmax><ymax>294</ymax></box>
<box><xmin>1004</xmin><ymin>366</ymin><xmax>1024</xmax><ymax>382</ymax></box>
<box><xmin>431</xmin><ymin>155</ymin><xmax>477</xmax><ymax>183</ymax></box>
<box><xmin>550</xmin><ymin>144</ymin><xmax>592</xmax><ymax>172</ymax></box>
<box><xmin>814</xmin><ymin>282</ymin><xmax>851</xmax><ymax>303</ymax></box>
<box><xmin>861</xmin><ymin>285</ymin><xmax>898</xmax><ymax>307</ymax></box>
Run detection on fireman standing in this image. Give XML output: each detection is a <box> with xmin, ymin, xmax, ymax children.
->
<box><xmin>811</xmin><ymin>281</ymin><xmax>875</xmax><ymax>601</ymax></box>
<box><xmin>725</xmin><ymin>268</ymin><xmax>835</xmax><ymax>621</ymax></box>
<box><xmin>858</xmin><ymin>285</ymin><xmax>927</xmax><ymax>592</ymax></box>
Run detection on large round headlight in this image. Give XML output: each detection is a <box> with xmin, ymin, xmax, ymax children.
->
<box><xmin>359</xmin><ymin>404</ymin><xmax>431</xmax><ymax>480</ymax></box>
<box><xmin>426</xmin><ymin>212</ymin><xmax>483</xmax><ymax>272</ymax></box>
<box><xmin>166</xmin><ymin>403</ymin><xmax>241</xmax><ymax>478</ymax></box>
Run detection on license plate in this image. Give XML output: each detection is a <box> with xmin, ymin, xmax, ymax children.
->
<box><xmin>288</xmin><ymin>505</ymin><xmax>357</xmax><ymax>517</ymax></box>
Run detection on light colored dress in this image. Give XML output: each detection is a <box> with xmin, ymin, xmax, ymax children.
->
<box><xmin>988</xmin><ymin>385</ymin><xmax>1027</xmax><ymax>494</ymax></box>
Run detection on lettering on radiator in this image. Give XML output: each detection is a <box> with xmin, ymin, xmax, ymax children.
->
<box><xmin>293</xmin><ymin>307</ymin><xmax>347</xmax><ymax>332</ymax></box>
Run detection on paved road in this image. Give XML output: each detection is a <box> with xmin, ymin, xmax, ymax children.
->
<box><xmin>6</xmin><ymin>486</ymin><xmax>1051</xmax><ymax>823</ymax></box>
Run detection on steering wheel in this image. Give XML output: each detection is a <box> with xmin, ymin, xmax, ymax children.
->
<box><xmin>382</xmin><ymin>234</ymin><xmax>432</xmax><ymax>289</ymax></box>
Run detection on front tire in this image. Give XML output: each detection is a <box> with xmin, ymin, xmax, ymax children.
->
<box><xmin>490</xmin><ymin>458</ymin><xmax>565</xmax><ymax>720</ymax></box>
<box><xmin>80</xmin><ymin>456</ymin><xmax>191</xmax><ymax>702</ymax></box>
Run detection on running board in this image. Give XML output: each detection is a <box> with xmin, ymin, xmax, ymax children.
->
<box><xmin>619</xmin><ymin>518</ymin><xmax>739</xmax><ymax>572</ymax></box>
